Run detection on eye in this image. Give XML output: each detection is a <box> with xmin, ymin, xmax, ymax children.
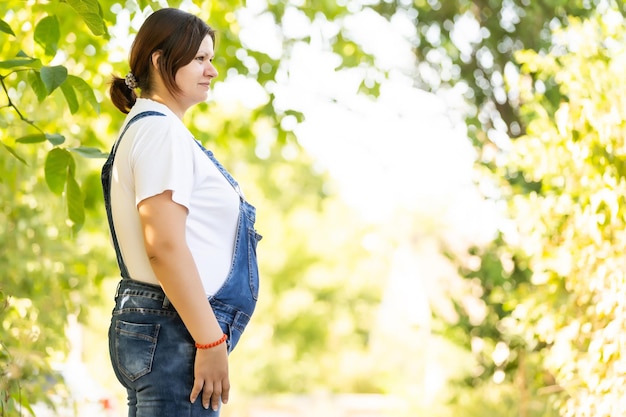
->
<box><xmin>195</xmin><ymin>54</ymin><xmax>214</xmax><ymax>63</ymax></box>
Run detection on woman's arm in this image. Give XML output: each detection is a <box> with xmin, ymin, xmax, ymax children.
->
<box><xmin>138</xmin><ymin>190</ymin><xmax>229</xmax><ymax>411</ymax></box>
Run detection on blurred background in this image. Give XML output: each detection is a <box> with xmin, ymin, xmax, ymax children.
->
<box><xmin>2</xmin><ymin>0</ymin><xmax>626</xmax><ymax>416</ymax></box>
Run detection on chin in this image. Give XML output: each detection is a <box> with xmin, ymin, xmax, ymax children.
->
<box><xmin>188</xmin><ymin>95</ymin><xmax>208</xmax><ymax>107</ymax></box>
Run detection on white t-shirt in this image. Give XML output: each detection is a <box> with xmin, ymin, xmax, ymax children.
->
<box><xmin>110</xmin><ymin>98</ymin><xmax>239</xmax><ymax>296</ymax></box>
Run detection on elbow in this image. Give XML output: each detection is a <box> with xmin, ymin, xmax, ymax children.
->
<box><xmin>144</xmin><ymin>239</ymin><xmax>179</xmax><ymax>265</ymax></box>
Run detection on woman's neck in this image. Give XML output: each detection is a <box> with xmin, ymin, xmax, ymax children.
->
<box><xmin>141</xmin><ymin>92</ymin><xmax>186</xmax><ymax>120</ymax></box>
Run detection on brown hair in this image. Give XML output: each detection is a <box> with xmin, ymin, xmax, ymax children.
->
<box><xmin>109</xmin><ymin>8</ymin><xmax>215</xmax><ymax>113</ymax></box>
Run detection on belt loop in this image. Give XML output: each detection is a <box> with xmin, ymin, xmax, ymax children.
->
<box><xmin>162</xmin><ymin>295</ymin><xmax>171</xmax><ymax>309</ymax></box>
<box><xmin>115</xmin><ymin>280</ymin><xmax>123</xmax><ymax>298</ymax></box>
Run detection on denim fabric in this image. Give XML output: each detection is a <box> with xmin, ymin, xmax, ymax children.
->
<box><xmin>110</xmin><ymin>279</ymin><xmax>216</xmax><ymax>417</ymax></box>
<box><xmin>102</xmin><ymin>111</ymin><xmax>262</xmax><ymax>417</ymax></box>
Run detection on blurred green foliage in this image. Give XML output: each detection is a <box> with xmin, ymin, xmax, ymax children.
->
<box><xmin>3</xmin><ymin>1</ymin><xmax>626</xmax><ymax>416</ymax></box>
<box><xmin>505</xmin><ymin>12</ymin><xmax>626</xmax><ymax>416</ymax></box>
<box><xmin>432</xmin><ymin>3</ymin><xmax>626</xmax><ymax>417</ymax></box>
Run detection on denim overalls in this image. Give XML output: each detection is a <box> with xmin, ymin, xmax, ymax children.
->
<box><xmin>101</xmin><ymin>111</ymin><xmax>262</xmax><ymax>417</ymax></box>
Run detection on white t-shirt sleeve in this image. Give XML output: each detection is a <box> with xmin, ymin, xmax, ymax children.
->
<box><xmin>130</xmin><ymin>120</ymin><xmax>194</xmax><ymax>209</ymax></box>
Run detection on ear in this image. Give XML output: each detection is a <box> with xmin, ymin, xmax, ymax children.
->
<box><xmin>151</xmin><ymin>50</ymin><xmax>161</xmax><ymax>70</ymax></box>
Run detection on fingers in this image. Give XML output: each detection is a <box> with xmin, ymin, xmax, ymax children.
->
<box><xmin>189</xmin><ymin>379</ymin><xmax>203</xmax><ymax>405</ymax></box>
<box><xmin>190</xmin><ymin>345</ymin><xmax>229</xmax><ymax>410</ymax></box>
<box><xmin>190</xmin><ymin>378</ymin><xmax>230</xmax><ymax>411</ymax></box>
<box><xmin>221</xmin><ymin>379</ymin><xmax>230</xmax><ymax>405</ymax></box>
<box><xmin>203</xmin><ymin>381</ymin><xmax>218</xmax><ymax>411</ymax></box>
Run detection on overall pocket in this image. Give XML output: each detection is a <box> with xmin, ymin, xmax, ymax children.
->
<box><xmin>113</xmin><ymin>320</ymin><xmax>160</xmax><ymax>382</ymax></box>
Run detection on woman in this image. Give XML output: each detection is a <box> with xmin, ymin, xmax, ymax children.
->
<box><xmin>101</xmin><ymin>8</ymin><xmax>261</xmax><ymax>417</ymax></box>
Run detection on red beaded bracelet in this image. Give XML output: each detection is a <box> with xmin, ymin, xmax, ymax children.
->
<box><xmin>195</xmin><ymin>333</ymin><xmax>228</xmax><ymax>349</ymax></box>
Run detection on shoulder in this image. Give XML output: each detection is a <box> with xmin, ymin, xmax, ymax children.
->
<box><xmin>135</xmin><ymin>113</ymin><xmax>174</xmax><ymax>136</ymax></box>
<box><xmin>131</xmin><ymin>113</ymin><xmax>191</xmax><ymax>146</ymax></box>
<box><xmin>129</xmin><ymin>118</ymin><xmax>197</xmax><ymax>166</ymax></box>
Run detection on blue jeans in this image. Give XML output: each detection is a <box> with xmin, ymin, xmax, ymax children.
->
<box><xmin>109</xmin><ymin>279</ymin><xmax>219</xmax><ymax>417</ymax></box>
<box><xmin>103</xmin><ymin>111</ymin><xmax>262</xmax><ymax>417</ymax></box>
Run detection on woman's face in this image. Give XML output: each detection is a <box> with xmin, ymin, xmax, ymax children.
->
<box><xmin>174</xmin><ymin>35</ymin><xmax>218</xmax><ymax>110</ymax></box>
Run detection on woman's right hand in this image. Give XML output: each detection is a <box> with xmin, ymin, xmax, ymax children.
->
<box><xmin>190</xmin><ymin>342</ymin><xmax>230</xmax><ymax>411</ymax></box>
<box><xmin>138</xmin><ymin>191</ymin><xmax>231</xmax><ymax>411</ymax></box>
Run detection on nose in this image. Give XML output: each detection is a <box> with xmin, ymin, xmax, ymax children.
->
<box><xmin>206</xmin><ymin>61</ymin><xmax>218</xmax><ymax>79</ymax></box>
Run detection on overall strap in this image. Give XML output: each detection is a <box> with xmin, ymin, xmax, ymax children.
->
<box><xmin>104</xmin><ymin>110</ymin><xmax>166</xmax><ymax>278</ymax></box>
<box><xmin>111</xmin><ymin>111</ymin><xmax>166</xmax><ymax>156</ymax></box>
<box><xmin>193</xmin><ymin>140</ymin><xmax>245</xmax><ymax>200</ymax></box>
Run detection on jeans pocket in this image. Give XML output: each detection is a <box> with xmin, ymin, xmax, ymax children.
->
<box><xmin>114</xmin><ymin>320</ymin><xmax>160</xmax><ymax>383</ymax></box>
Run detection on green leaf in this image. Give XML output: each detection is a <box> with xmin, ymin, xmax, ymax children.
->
<box><xmin>136</xmin><ymin>0</ymin><xmax>164</xmax><ymax>11</ymax></box>
<box><xmin>66</xmin><ymin>173</ymin><xmax>84</xmax><ymax>231</ymax></box>
<box><xmin>0</xmin><ymin>58</ymin><xmax>41</xmax><ymax>70</ymax></box>
<box><xmin>67</xmin><ymin>75</ymin><xmax>99</xmax><ymax>113</ymax></box>
<box><xmin>41</xmin><ymin>65</ymin><xmax>67</xmax><ymax>94</ymax></box>
<box><xmin>45</xmin><ymin>148</ymin><xmax>72</xmax><ymax>194</ymax></box>
<box><xmin>0</xmin><ymin>142</ymin><xmax>27</xmax><ymax>165</ymax></box>
<box><xmin>27</xmin><ymin>70</ymin><xmax>48</xmax><ymax>102</ymax></box>
<box><xmin>46</xmin><ymin>134</ymin><xmax>65</xmax><ymax>146</ymax></box>
<box><xmin>34</xmin><ymin>15</ymin><xmax>60</xmax><ymax>56</ymax></box>
<box><xmin>60</xmin><ymin>82</ymin><xmax>79</xmax><ymax>114</ymax></box>
<box><xmin>0</xmin><ymin>19</ymin><xmax>15</xmax><ymax>36</ymax></box>
<box><xmin>65</xmin><ymin>0</ymin><xmax>107</xmax><ymax>36</ymax></box>
<box><xmin>16</xmin><ymin>134</ymin><xmax>46</xmax><ymax>144</ymax></box>
<box><xmin>70</xmin><ymin>146</ymin><xmax>108</xmax><ymax>159</ymax></box>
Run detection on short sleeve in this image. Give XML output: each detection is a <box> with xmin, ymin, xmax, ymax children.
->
<box><xmin>130</xmin><ymin>119</ymin><xmax>194</xmax><ymax>209</ymax></box>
